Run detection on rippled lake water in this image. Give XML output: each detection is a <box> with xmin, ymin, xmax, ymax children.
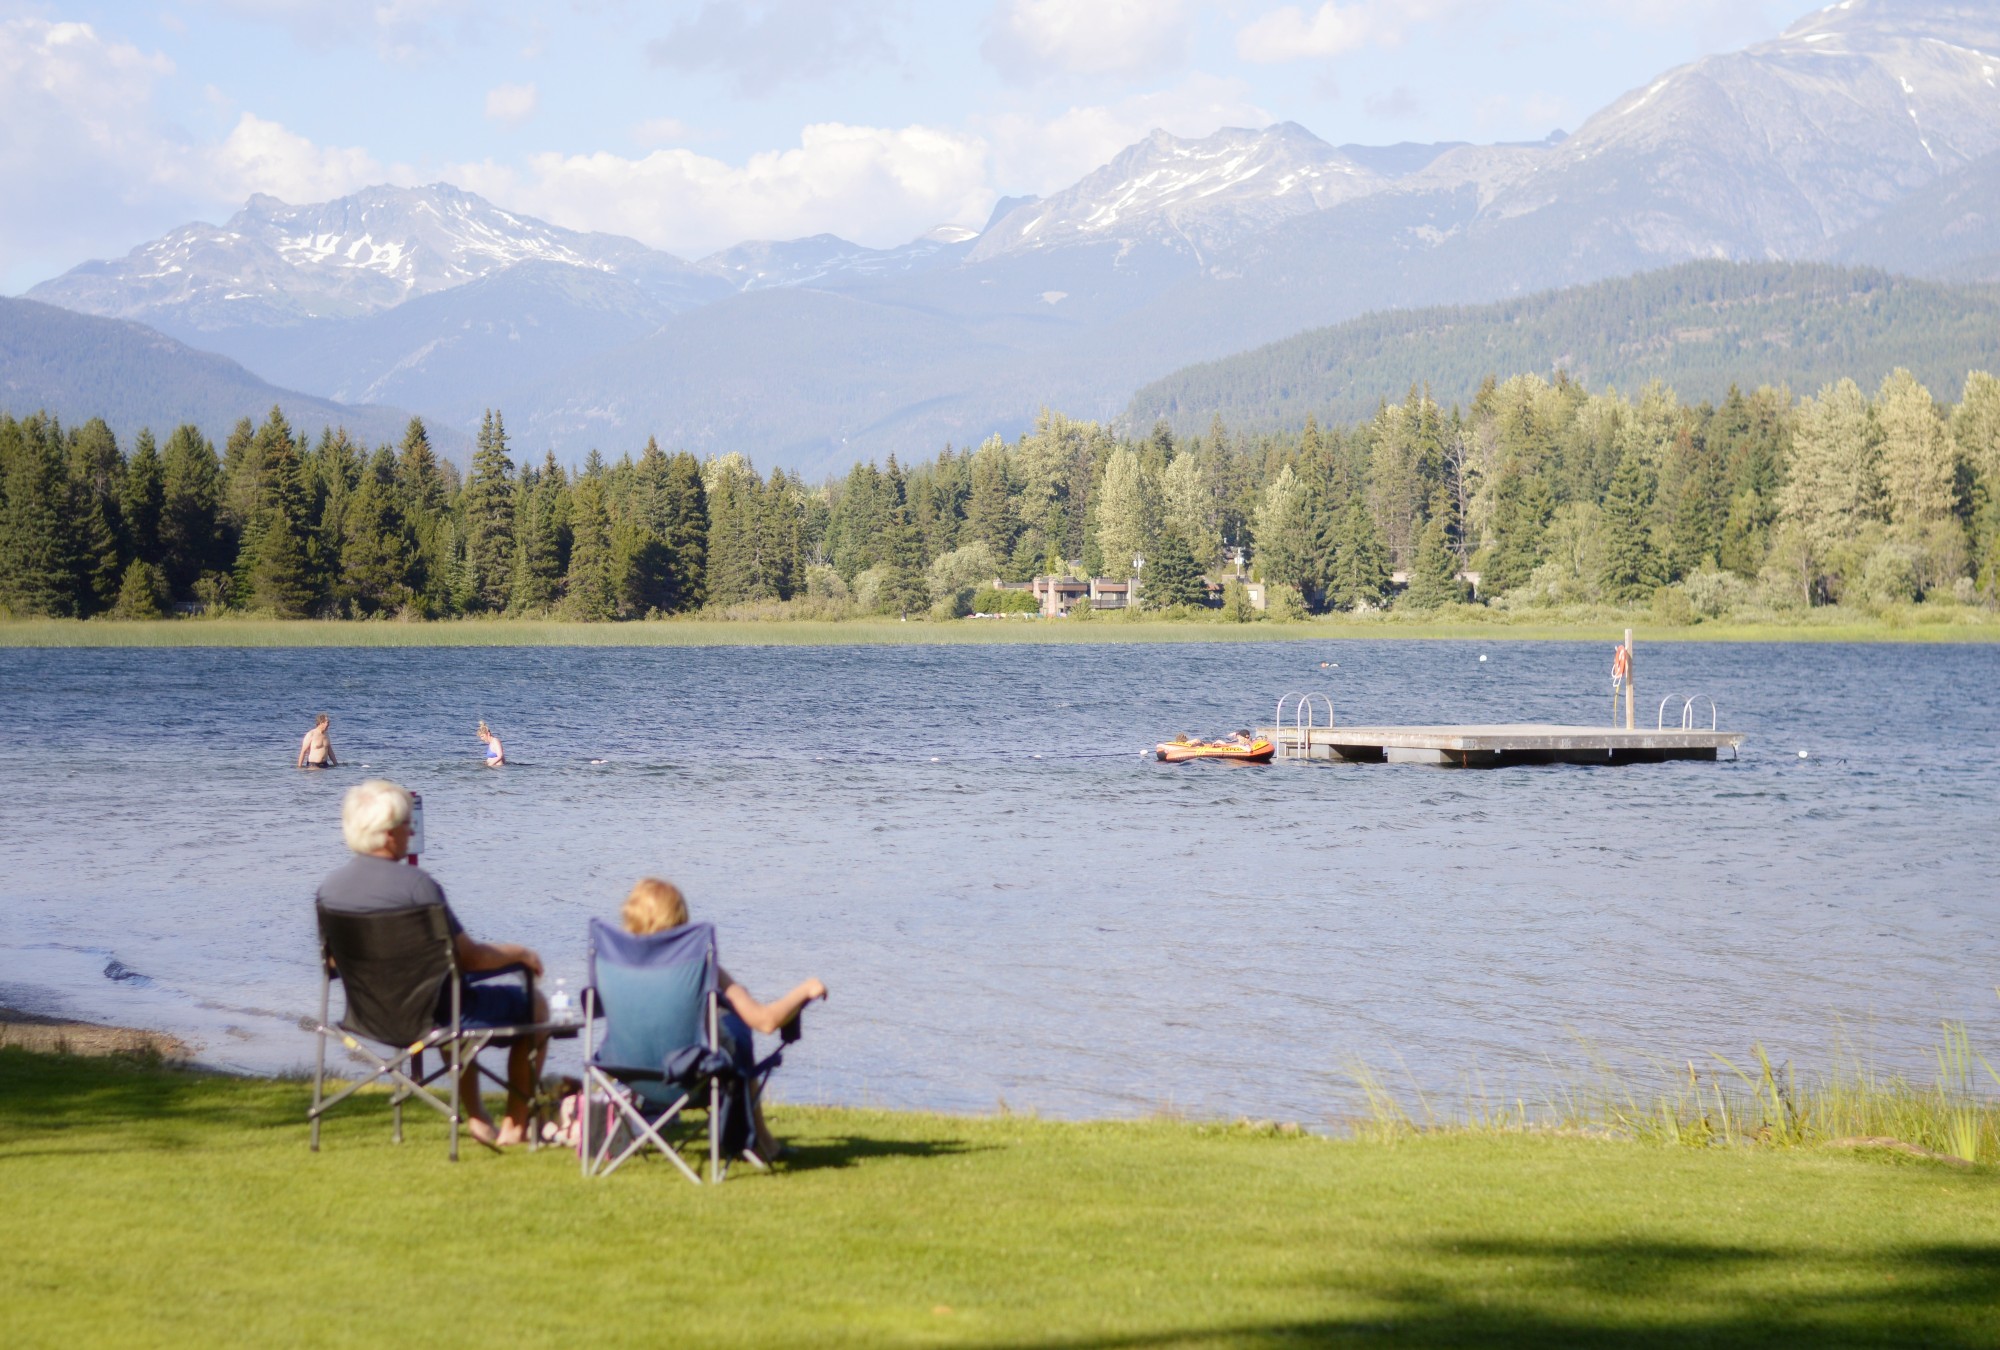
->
<box><xmin>2</xmin><ymin>638</ymin><xmax>1995</xmax><ymax>1123</ymax></box>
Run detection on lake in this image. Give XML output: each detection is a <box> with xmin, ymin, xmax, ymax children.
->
<box><xmin>1</xmin><ymin>638</ymin><xmax>1994</xmax><ymax>1124</ymax></box>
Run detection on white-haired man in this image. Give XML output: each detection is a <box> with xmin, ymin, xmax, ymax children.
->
<box><xmin>316</xmin><ymin>778</ymin><xmax>548</xmax><ymax>1147</ymax></box>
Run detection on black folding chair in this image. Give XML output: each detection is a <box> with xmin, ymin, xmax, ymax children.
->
<box><xmin>307</xmin><ymin>902</ymin><xmax>538</xmax><ymax>1161</ymax></box>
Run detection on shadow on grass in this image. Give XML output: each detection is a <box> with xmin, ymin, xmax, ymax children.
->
<box><xmin>971</xmin><ymin>1237</ymin><xmax>2000</xmax><ymax>1349</ymax></box>
<box><xmin>778</xmin><ymin>1134</ymin><xmax>990</xmax><ymax>1173</ymax></box>
<box><xmin>0</xmin><ymin>1047</ymin><xmax>300</xmax><ymax>1140</ymax></box>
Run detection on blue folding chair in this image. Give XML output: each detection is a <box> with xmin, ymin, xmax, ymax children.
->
<box><xmin>581</xmin><ymin>919</ymin><xmax>746</xmax><ymax>1184</ymax></box>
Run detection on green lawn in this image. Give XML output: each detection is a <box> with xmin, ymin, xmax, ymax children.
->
<box><xmin>4</xmin><ymin>1050</ymin><xmax>1996</xmax><ymax>1347</ymax></box>
<box><xmin>2</xmin><ymin>607</ymin><xmax>1998</xmax><ymax>647</ymax></box>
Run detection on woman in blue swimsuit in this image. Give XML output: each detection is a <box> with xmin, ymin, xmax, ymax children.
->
<box><xmin>477</xmin><ymin>721</ymin><xmax>504</xmax><ymax>767</ymax></box>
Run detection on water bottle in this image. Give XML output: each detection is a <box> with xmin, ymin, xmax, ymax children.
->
<box><xmin>549</xmin><ymin>976</ymin><xmax>572</xmax><ymax>1026</ymax></box>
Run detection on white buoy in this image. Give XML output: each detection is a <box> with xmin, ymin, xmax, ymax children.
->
<box><xmin>1798</xmin><ymin>750</ymin><xmax>1809</xmax><ymax>759</ymax></box>
<box><xmin>1479</xmin><ymin>654</ymin><xmax>1488</xmax><ymax>662</ymax></box>
<box><xmin>930</xmin><ymin>756</ymin><xmax>940</xmax><ymax>762</ymax></box>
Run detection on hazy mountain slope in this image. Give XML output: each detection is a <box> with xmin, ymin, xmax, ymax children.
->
<box><xmin>0</xmin><ymin>297</ymin><xmax>449</xmax><ymax>453</ymax></box>
<box><xmin>1824</xmin><ymin>148</ymin><xmax>2000</xmax><ymax>280</ymax></box>
<box><xmin>181</xmin><ymin>261</ymin><xmax>678</xmax><ymax>436</ymax></box>
<box><xmin>1124</xmin><ymin>262</ymin><xmax>2000</xmax><ymax>433</ymax></box>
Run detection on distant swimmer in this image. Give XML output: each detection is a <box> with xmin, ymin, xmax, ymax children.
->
<box><xmin>477</xmin><ymin>721</ymin><xmax>505</xmax><ymax>767</ymax></box>
<box><xmin>297</xmin><ymin>713</ymin><xmax>337</xmax><ymax>769</ymax></box>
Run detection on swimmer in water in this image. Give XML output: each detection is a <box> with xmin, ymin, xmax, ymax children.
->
<box><xmin>297</xmin><ymin>713</ymin><xmax>336</xmax><ymax>769</ymax></box>
<box><xmin>477</xmin><ymin>721</ymin><xmax>504</xmax><ymax>767</ymax></box>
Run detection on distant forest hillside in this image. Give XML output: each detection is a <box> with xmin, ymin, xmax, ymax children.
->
<box><xmin>0</xmin><ymin>298</ymin><xmax>453</xmax><ymax>459</ymax></box>
<box><xmin>1124</xmin><ymin>263</ymin><xmax>2000</xmax><ymax>435</ymax></box>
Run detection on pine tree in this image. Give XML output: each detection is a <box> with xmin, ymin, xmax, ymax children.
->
<box><xmin>1251</xmin><ymin>464</ymin><xmax>1312</xmax><ymax>595</ymax></box>
<box><xmin>121</xmin><ymin>429</ymin><xmax>165</xmax><ymax>567</ymax></box>
<box><xmin>0</xmin><ymin>416</ymin><xmax>79</xmax><ymax>616</ymax></box>
<box><xmin>1481</xmin><ymin>467</ymin><xmax>1554</xmax><ymax>596</ymax></box>
<box><xmin>67</xmin><ymin>418</ymin><xmax>123</xmax><ymax>614</ymax></box>
<box><xmin>1141</xmin><ymin>531</ymin><xmax>1206</xmax><ymax>609</ymax></box>
<box><xmin>342</xmin><ymin>448</ymin><xmax>419</xmax><ymax>614</ymax></box>
<box><xmin>509</xmin><ymin>459</ymin><xmax>564</xmax><ymax>613</ymax></box>
<box><xmin>879</xmin><ymin>501</ymin><xmax>928</xmax><ymax>617</ymax></box>
<box><xmin>220</xmin><ymin>415</ymin><xmax>261</xmax><ymax>536</ymax></box>
<box><xmin>1401</xmin><ymin>495</ymin><xmax>1468</xmax><ymax>610</ymax></box>
<box><xmin>462</xmin><ymin>410</ymin><xmax>517</xmax><ymax>611</ymax></box>
<box><xmin>112</xmin><ymin>559</ymin><xmax>169</xmax><ymax>618</ymax></box>
<box><xmin>704</xmin><ymin>456</ymin><xmax>767</xmax><ymax>606</ymax></box>
<box><xmin>660</xmin><ymin>451</ymin><xmax>708</xmax><ymax>612</ymax></box>
<box><xmin>249</xmin><ymin>424</ymin><xmax>318</xmax><ymax>618</ymax></box>
<box><xmin>562</xmin><ymin>471</ymin><xmax>616</xmax><ymax>620</ymax></box>
<box><xmin>1599</xmin><ymin>445</ymin><xmax>1660</xmax><ymax>603</ymax></box>
<box><xmin>964</xmin><ymin>442</ymin><xmax>1019</xmax><ymax>564</ymax></box>
<box><xmin>1325</xmin><ymin>496</ymin><xmax>1391</xmax><ymax>610</ymax></box>
<box><xmin>159</xmin><ymin>425</ymin><xmax>223</xmax><ymax>596</ymax></box>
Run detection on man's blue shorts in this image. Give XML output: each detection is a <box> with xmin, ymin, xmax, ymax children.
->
<box><xmin>438</xmin><ymin>969</ymin><xmax>533</xmax><ymax>1029</ymax></box>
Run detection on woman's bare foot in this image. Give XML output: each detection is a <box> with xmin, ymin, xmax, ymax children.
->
<box><xmin>494</xmin><ymin>1117</ymin><xmax>529</xmax><ymax>1147</ymax></box>
<box><xmin>465</xmin><ymin>1115</ymin><xmax>506</xmax><ymax>1150</ymax></box>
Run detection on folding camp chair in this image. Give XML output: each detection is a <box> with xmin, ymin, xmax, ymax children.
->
<box><xmin>580</xmin><ymin>919</ymin><xmax>798</xmax><ymax>1184</ymax></box>
<box><xmin>308</xmin><ymin>902</ymin><xmax>539</xmax><ymax>1161</ymax></box>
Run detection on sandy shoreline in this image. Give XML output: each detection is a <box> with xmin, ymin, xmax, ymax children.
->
<box><xmin>0</xmin><ymin>1004</ymin><xmax>192</xmax><ymax>1061</ymax></box>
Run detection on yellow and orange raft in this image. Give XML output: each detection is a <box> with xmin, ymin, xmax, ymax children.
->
<box><xmin>1155</xmin><ymin>736</ymin><xmax>1275</xmax><ymax>764</ymax></box>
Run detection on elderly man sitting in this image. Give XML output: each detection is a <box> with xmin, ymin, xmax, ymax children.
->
<box><xmin>317</xmin><ymin>779</ymin><xmax>549</xmax><ymax>1147</ymax></box>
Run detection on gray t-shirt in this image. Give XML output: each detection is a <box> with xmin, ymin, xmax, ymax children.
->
<box><xmin>315</xmin><ymin>854</ymin><xmax>464</xmax><ymax>936</ymax></box>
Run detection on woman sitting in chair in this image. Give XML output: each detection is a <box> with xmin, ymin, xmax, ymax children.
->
<box><xmin>619</xmin><ymin>877</ymin><xmax>826</xmax><ymax>1157</ymax></box>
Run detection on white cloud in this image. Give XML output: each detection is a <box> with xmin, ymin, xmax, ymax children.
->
<box><xmin>983</xmin><ymin>0</ymin><xmax>1191</xmax><ymax>83</ymax></box>
<box><xmin>199</xmin><ymin>0</ymin><xmax>476</xmax><ymax>61</ymax></box>
<box><xmin>647</xmin><ymin>0</ymin><xmax>897</xmax><ymax>96</ymax></box>
<box><xmin>980</xmin><ymin>74</ymin><xmax>1273</xmax><ymax>194</ymax></box>
<box><xmin>451</xmin><ymin>122</ymin><xmax>995</xmax><ymax>258</ymax></box>
<box><xmin>208</xmin><ymin>112</ymin><xmax>388</xmax><ymax>203</ymax></box>
<box><xmin>1236</xmin><ymin>1</ymin><xmax>1488</xmax><ymax>63</ymax></box>
<box><xmin>484</xmin><ymin>81</ymin><xmax>539</xmax><ymax>126</ymax></box>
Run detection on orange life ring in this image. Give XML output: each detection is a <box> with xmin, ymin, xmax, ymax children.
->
<box><xmin>1611</xmin><ymin>644</ymin><xmax>1631</xmax><ymax>680</ymax></box>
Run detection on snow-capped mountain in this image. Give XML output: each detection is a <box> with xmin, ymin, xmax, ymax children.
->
<box><xmin>29</xmin><ymin>183</ymin><xmax>719</xmax><ymax>331</ymax></box>
<box><xmin>17</xmin><ymin>0</ymin><xmax>2000</xmax><ymax>476</ymax></box>
<box><xmin>970</xmin><ymin>123</ymin><xmax>1387</xmax><ymax>263</ymax></box>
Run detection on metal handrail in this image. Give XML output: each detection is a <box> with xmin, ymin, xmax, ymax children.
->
<box><xmin>1658</xmin><ymin>693</ymin><xmax>1719</xmax><ymax>731</ymax></box>
<box><xmin>1274</xmin><ymin>691</ymin><xmax>1335</xmax><ymax>759</ymax></box>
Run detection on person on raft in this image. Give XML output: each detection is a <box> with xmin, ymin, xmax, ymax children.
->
<box><xmin>297</xmin><ymin>713</ymin><xmax>337</xmax><ymax>769</ymax></box>
<box><xmin>1229</xmin><ymin>729</ymin><xmax>1257</xmax><ymax>747</ymax></box>
<box><xmin>476</xmin><ymin>721</ymin><xmax>504</xmax><ymax>767</ymax></box>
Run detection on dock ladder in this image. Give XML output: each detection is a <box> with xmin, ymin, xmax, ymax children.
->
<box><xmin>1656</xmin><ymin>693</ymin><xmax>1718</xmax><ymax>731</ymax></box>
<box><xmin>1274</xmin><ymin>692</ymin><xmax>1335</xmax><ymax>760</ymax></box>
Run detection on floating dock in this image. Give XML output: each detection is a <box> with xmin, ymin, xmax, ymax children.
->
<box><xmin>1258</xmin><ymin>723</ymin><xmax>1744</xmax><ymax>767</ymax></box>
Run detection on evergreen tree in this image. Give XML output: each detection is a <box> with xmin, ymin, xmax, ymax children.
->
<box><xmin>220</xmin><ymin>415</ymin><xmax>262</xmax><ymax>536</ymax></box>
<box><xmin>159</xmin><ymin>425</ymin><xmax>223</xmax><ymax>597</ymax></box>
<box><xmin>1325</xmin><ymin>496</ymin><xmax>1391</xmax><ymax>610</ymax></box>
<box><xmin>462</xmin><ymin>410</ymin><xmax>517</xmax><ymax>611</ymax></box>
<box><xmin>1481</xmin><ymin>467</ymin><xmax>1554</xmax><ymax>596</ymax></box>
<box><xmin>509</xmin><ymin>459</ymin><xmax>564</xmax><ymax>613</ymax></box>
<box><xmin>1160</xmin><ymin>447</ymin><xmax>1218</xmax><ymax>567</ymax></box>
<box><xmin>1401</xmin><ymin>494</ymin><xmax>1468</xmax><ymax>610</ymax></box>
<box><xmin>562</xmin><ymin>471</ymin><xmax>616</xmax><ymax>620</ymax></box>
<box><xmin>1780</xmin><ymin>379</ymin><xmax>1879</xmax><ymax>566</ymax></box>
<box><xmin>248</xmin><ymin>421</ymin><xmax>318</xmax><ymax>618</ymax></box>
<box><xmin>1251</xmin><ymin>465</ymin><xmax>1313</xmax><ymax>596</ymax></box>
<box><xmin>112</xmin><ymin>559</ymin><xmax>169</xmax><ymax>618</ymax></box>
<box><xmin>964</xmin><ymin>442</ymin><xmax>1019</xmax><ymax>563</ymax></box>
<box><xmin>67</xmin><ymin>417</ymin><xmax>123</xmax><ymax>614</ymax></box>
<box><xmin>342</xmin><ymin>448</ymin><xmax>419</xmax><ymax>613</ymax></box>
<box><xmin>121</xmin><ymin>429</ymin><xmax>165</xmax><ymax>567</ymax></box>
<box><xmin>660</xmin><ymin>451</ymin><xmax>708</xmax><ymax>611</ymax></box>
<box><xmin>878</xmin><ymin>501</ymin><xmax>929</xmax><ymax>617</ymax></box>
<box><xmin>0</xmin><ymin>416</ymin><xmax>79</xmax><ymax>616</ymax></box>
<box><xmin>1141</xmin><ymin>531</ymin><xmax>1206</xmax><ymax>609</ymax></box>
<box><xmin>1599</xmin><ymin>446</ymin><xmax>1660</xmax><ymax>603</ymax></box>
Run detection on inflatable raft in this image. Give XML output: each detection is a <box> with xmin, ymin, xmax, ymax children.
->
<box><xmin>1155</xmin><ymin>737</ymin><xmax>1275</xmax><ymax>764</ymax></box>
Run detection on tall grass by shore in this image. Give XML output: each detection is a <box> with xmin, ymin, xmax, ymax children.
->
<box><xmin>1349</xmin><ymin>1022</ymin><xmax>2000</xmax><ymax>1165</ymax></box>
<box><xmin>3</xmin><ymin>601</ymin><xmax>1997</xmax><ymax>647</ymax></box>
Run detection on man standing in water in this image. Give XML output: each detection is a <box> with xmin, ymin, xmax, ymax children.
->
<box><xmin>297</xmin><ymin>713</ymin><xmax>337</xmax><ymax>769</ymax></box>
<box><xmin>317</xmin><ymin>778</ymin><xmax>549</xmax><ymax>1147</ymax></box>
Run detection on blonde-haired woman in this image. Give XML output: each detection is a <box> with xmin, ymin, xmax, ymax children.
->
<box><xmin>620</xmin><ymin>877</ymin><xmax>826</xmax><ymax>1155</ymax></box>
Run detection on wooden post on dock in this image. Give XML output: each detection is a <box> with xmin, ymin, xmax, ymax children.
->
<box><xmin>1623</xmin><ymin>628</ymin><xmax>1635</xmax><ymax>731</ymax></box>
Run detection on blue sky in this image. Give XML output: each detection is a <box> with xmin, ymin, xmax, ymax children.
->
<box><xmin>2</xmin><ymin>0</ymin><xmax>1817</xmax><ymax>293</ymax></box>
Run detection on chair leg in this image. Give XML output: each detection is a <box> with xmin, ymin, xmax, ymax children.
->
<box><xmin>310</xmin><ymin>969</ymin><xmax>329</xmax><ymax>1152</ymax></box>
<box><xmin>710</xmin><ymin>1077</ymin><xmax>721</xmax><ymax>1184</ymax></box>
<box><xmin>448</xmin><ymin>979</ymin><xmax>462</xmax><ymax>1163</ymax></box>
